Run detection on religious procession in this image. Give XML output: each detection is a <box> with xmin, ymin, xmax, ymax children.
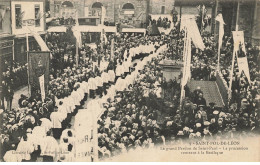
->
<box><xmin>0</xmin><ymin>0</ymin><xmax>259</xmax><ymax>162</ymax></box>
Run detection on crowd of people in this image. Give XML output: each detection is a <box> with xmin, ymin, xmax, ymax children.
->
<box><xmin>0</xmin><ymin>19</ymin><xmax>259</xmax><ymax>162</ymax></box>
<box><xmin>97</xmin><ymin>30</ymin><xmax>260</xmax><ymax>158</ymax></box>
<box><xmin>1</xmin><ymin>61</ymin><xmax>28</xmax><ymax>110</ymax></box>
<box><xmin>0</xmin><ymin>30</ymin><xmax>167</xmax><ymax>162</ymax></box>
<box><xmin>149</xmin><ymin>16</ymin><xmax>172</xmax><ymax>29</ymax></box>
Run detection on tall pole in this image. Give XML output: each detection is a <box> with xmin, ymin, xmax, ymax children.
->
<box><xmin>26</xmin><ymin>21</ymin><xmax>31</xmax><ymax>97</ymax></box>
<box><xmin>75</xmin><ymin>37</ymin><xmax>79</xmax><ymax>68</ymax></box>
<box><xmin>201</xmin><ymin>6</ymin><xmax>204</xmax><ymax>33</ymax></box>
<box><xmin>235</xmin><ymin>1</ymin><xmax>240</xmax><ymax>31</ymax></box>
<box><xmin>228</xmin><ymin>1</ymin><xmax>240</xmax><ymax>103</ymax></box>
<box><xmin>214</xmin><ymin>0</ymin><xmax>219</xmax><ymax>38</ymax></box>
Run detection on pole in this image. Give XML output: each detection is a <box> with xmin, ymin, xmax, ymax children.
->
<box><xmin>214</xmin><ymin>0</ymin><xmax>219</xmax><ymax>38</ymax></box>
<box><xmin>201</xmin><ymin>5</ymin><xmax>204</xmax><ymax>33</ymax></box>
<box><xmin>76</xmin><ymin>41</ymin><xmax>79</xmax><ymax>67</ymax></box>
<box><xmin>217</xmin><ymin>22</ymin><xmax>221</xmax><ymax>72</ymax></box>
<box><xmin>228</xmin><ymin>1</ymin><xmax>240</xmax><ymax>104</ymax></box>
<box><xmin>235</xmin><ymin>1</ymin><xmax>240</xmax><ymax>31</ymax></box>
<box><xmin>26</xmin><ymin>21</ymin><xmax>31</xmax><ymax>97</ymax></box>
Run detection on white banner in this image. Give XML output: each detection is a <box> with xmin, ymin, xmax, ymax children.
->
<box><xmin>232</xmin><ymin>31</ymin><xmax>246</xmax><ymax>53</ymax></box>
<box><xmin>232</xmin><ymin>31</ymin><xmax>250</xmax><ymax>82</ymax></box>
<box><xmin>39</xmin><ymin>74</ymin><xmax>45</xmax><ymax>102</ymax></box>
<box><xmin>237</xmin><ymin>57</ymin><xmax>251</xmax><ymax>82</ymax></box>
<box><xmin>216</xmin><ymin>13</ymin><xmax>225</xmax><ymax>71</ymax></box>
<box><xmin>181</xmin><ymin>16</ymin><xmax>205</xmax><ymax>50</ymax></box>
<box><xmin>216</xmin><ymin>14</ymin><xmax>225</xmax><ymax>50</ymax></box>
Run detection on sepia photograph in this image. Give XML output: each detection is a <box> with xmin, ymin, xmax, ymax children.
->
<box><xmin>0</xmin><ymin>0</ymin><xmax>259</xmax><ymax>162</ymax></box>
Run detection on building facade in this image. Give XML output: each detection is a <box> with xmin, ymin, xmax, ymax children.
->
<box><xmin>212</xmin><ymin>0</ymin><xmax>259</xmax><ymax>44</ymax></box>
<box><xmin>50</xmin><ymin>0</ymin><xmax>150</xmax><ymax>28</ymax></box>
<box><xmin>11</xmin><ymin>0</ymin><xmax>46</xmax><ymax>63</ymax></box>
<box><xmin>0</xmin><ymin>0</ymin><xmax>14</xmax><ymax>90</ymax></box>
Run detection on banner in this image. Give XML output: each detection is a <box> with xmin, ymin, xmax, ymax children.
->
<box><xmin>39</xmin><ymin>74</ymin><xmax>45</xmax><ymax>102</ymax></box>
<box><xmin>237</xmin><ymin>57</ymin><xmax>251</xmax><ymax>82</ymax></box>
<box><xmin>215</xmin><ymin>13</ymin><xmax>225</xmax><ymax>71</ymax></box>
<box><xmin>232</xmin><ymin>31</ymin><xmax>246</xmax><ymax>53</ymax></box>
<box><xmin>28</xmin><ymin>51</ymin><xmax>50</xmax><ymax>97</ymax></box>
<box><xmin>232</xmin><ymin>31</ymin><xmax>251</xmax><ymax>82</ymax></box>
<box><xmin>181</xmin><ymin>16</ymin><xmax>205</xmax><ymax>50</ymax></box>
<box><xmin>215</xmin><ymin>13</ymin><xmax>225</xmax><ymax>48</ymax></box>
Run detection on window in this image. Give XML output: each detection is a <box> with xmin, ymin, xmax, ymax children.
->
<box><xmin>15</xmin><ymin>4</ymin><xmax>22</xmax><ymax>29</ymax></box>
<box><xmin>0</xmin><ymin>5</ymin><xmax>4</xmax><ymax>30</ymax></box>
<box><xmin>54</xmin><ymin>4</ymin><xmax>60</xmax><ymax>17</ymax></box>
<box><xmin>122</xmin><ymin>3</ymin><xmax>135</xmax><ymax>10</ymax></box>
<box><xmin>35</xmin><ymin>5</ymin><xmax>40</xmax><ymax>27</ymax></box>
<box><xmin>161</xmin><ymin>6</ymin><xmax>165</xmax><ymax>14</ymax></box>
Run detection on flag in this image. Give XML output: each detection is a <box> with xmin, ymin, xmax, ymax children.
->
<box><xmin>181</xmin><ymin>16</ymin><xmax>205</xmax><ymax>50</ymax></box>
<box><xmin>201</xmin><ymin>5</ymin><xmax>206</xmax><ymax>27</ymax></box>
<box><xmin>33</xmin><ymin>32</ymin><xmax>50</xmax><ymax>51</ymax></box>
<box><xmin>180</xmin><ymin>27</ymin><xmax>192</xmax><ymax>103</ymax></box>
<box><xmin>39</xmin><ymin>74</ymin><xmax>45</xmax><ymax>102</ymax></box>
<box><xmin>216</xmin><ymin>13</ymin><xmax>225</xmax><ymax>71</ymax></box>
<box><xmin>216</xmin><ymin>13</ymin><xmax>225</xmax><ymax>48</ymax></box>
<box><xmin>35</xmin><ymin>11</ymin><xmax>41</xmax><ymax>20</ymax></box>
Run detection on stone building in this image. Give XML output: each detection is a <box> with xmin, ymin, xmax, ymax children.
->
<box><xmin>0</xmin><ymin>0</ymin><xmax>14</xmax><ymax>94</ymax></box>
<box><xmin>50</xmin><ymin>0</ymin><xmax>150</xmax><ymax>28</ymax></box>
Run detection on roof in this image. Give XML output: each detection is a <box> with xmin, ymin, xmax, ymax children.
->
<box><xmin>47</xmin><ymin>26</ymin><xmax>67</xmax><ymax>32</ymax></box>
<box><xmin>73</xmin><ymin>25</ymin><xmax>116</xmax><ymax>33</ymax></box>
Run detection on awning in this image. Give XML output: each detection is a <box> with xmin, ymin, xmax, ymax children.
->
<box><xmin>150</xmin><ymin>14</ymin><xmax>172</xmax><ymax>21</ymax></box>
<box><xmin>73</xmin><ymin>25</ymin><xmax>116</xmax><ymax>33</ymax></box>
<box><xmin>122</xmin><ymin>28</ymin><xmax>146</xmax><ymax>34</ymax></box>
<box><xmin>47</xmin><ymin>26</ymin><xmax>67</xmax><ymax>32</ymax></box>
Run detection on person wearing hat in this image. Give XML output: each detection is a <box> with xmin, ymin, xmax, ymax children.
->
<box><xmin>195</xmin><ymin>93</ymin><xmax>207</xmax><ymax>106</ymax></box>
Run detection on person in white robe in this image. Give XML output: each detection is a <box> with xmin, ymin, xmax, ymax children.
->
<box><xmin>41</xmin><ymin>134</ymin><xmax>59</xmax><ymax>162</ymax></box>
<box><xmin>50</xmin><ymin>111</ymin><xmax>64</xmax><ymax>139</ymax></box>
<box><xmin>88</xmin><ymin>77</ymin><xmax>97</xmax><ymax>99</ymax></box>
<box><xmin>16</xmin><ymin>135</ymin><xmax>34</xmax><ymax>161</ymax></box>
<box><xmin>108</xmin><ymin>70</ymin><xmax>115</xmax><ymax>84</ymax></box>
<box><xmin>3</xmin><ymin>150</ymin><xmax>22</xmax><ymax>162</ymax></box>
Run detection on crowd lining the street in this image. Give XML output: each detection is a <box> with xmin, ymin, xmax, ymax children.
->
<box><xmin>0</xmin><ymin>24</ymin><xmax>259</xmax><ymax>161</ymax></box>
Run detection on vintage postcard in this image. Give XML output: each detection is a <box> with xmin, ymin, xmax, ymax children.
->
<box><xmin>0</xmin><ymin>0</ymin><xmax>259</xmax><ymax>162</ymax></box>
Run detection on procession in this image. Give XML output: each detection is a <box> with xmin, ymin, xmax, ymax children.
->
<box><xmin>0</xmin><ymin>0</ymin><xmax>259</xmax><ymax>162</ymax></box>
